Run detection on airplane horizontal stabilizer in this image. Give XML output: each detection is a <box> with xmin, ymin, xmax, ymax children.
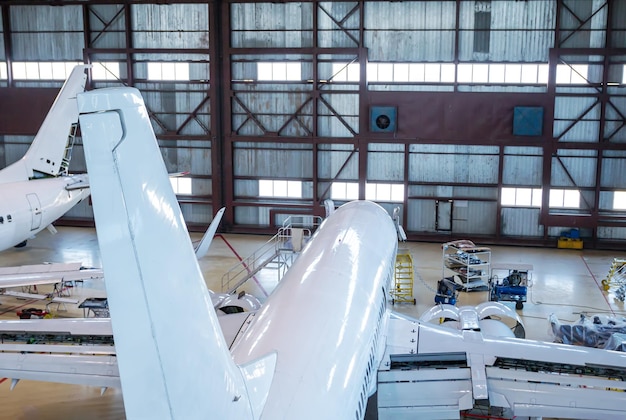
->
<box><xmin>78</xmin><ymin>87</ymin><xmax>259</xmax><ymax>419</ymax></box>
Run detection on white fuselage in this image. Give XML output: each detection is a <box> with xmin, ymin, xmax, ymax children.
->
<box><xmin>231</xmin><ymin>200</ymin><xmax>398</xmax><ymax>420</ymax></box>
<box><xmin>0</xmin><ymin>174</ymin><xmax>90</xmax><ymax>251</ymax></box>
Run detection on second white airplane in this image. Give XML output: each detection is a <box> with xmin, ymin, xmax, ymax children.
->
<box><xmin>0</xmin><ymin>65</ymin><xmax>90</xmax><ymax>252</ymax></box>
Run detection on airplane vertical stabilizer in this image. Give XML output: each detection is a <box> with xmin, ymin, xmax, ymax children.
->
<box><xmin>1</xmin><ymin>65</ymin><xmax>89</xmax><ymax>182</ymax></box>
<box><xmin>78</xmin><ymin>88</ymin><xmax>258</xmax><ymax>419</ymax></box>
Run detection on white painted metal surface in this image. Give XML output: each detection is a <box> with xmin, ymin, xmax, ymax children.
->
<box><xmin>0</xmin><ymin>65</ymin><xmax>91</xmax><ymax>251</ymax></box>
<box><xmin>231</xmin><ymin>200</ymin><xmax>398</xmax><ymax>419</ymax></box>
<box><xmin>78</xmin><ymin>88</ymin><xmax>260</xmax><ymax>419</ymax></box>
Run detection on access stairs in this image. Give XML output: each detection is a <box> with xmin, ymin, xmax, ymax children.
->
<box><xmin>221</xmin><ymin>215</ymin><xmax>322</xmax><ymax>297</ymax></box>
<box><xmin>601</xmin><ymin>258</ymin><xmax>626</xmax><ymax>301</ymax></box>
<box><xmin>59</xmin><ymin>123</ymin><xmax>78</xmax><ymax>176</ymax></box>
<box><xmin>391</xmin><ymin>249</ymin><xmax>416</xmax><ymax>305</ymax></box>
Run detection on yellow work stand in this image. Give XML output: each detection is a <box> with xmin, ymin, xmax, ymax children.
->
<box><xmin>602</xmin><ymin>258</ymin><xmax>626</xmax><ymax>291</ymax></box>
<box><xmin>392</xmin><ymin>249</ymin><xmax>416</xmax><ymax>305</ymax></box>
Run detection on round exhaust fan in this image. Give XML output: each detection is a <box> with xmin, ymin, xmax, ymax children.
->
<box><xmin>370</xmin><ymin>106</ymin><xmax>397</xmax><ymax>133</ymax></box>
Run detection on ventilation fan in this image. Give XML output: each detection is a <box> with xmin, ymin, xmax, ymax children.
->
<box><xmin>370</xmin><ymin>106</ymin><xmax>397</xmax><ymax>133</ymax></box>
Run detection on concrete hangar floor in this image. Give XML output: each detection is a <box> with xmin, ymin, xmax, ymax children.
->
<box><xmin>0</xmin><ymin>226</ymin><xmax>624</xmax><ymax>419</ymax></box>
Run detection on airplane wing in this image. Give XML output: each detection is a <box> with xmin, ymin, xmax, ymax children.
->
<box><xmin>0</xmin><ymin>262</ymin><xmax>103</xmax><ymax>289</ymax></box>
<box><xmin>0</xmin><ymin>312</ymin><xmax>253</xmax><ymax>390</ymax></box>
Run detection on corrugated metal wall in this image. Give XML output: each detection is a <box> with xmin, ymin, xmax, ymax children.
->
<box><xmin>1</xmin><ymin>0</ymin><xmax>626</xmax><ymax>248</ymax></box>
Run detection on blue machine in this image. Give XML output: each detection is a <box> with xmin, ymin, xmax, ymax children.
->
<box><xmin>490</xmin><ymin>269</ymin><xmax>528</xmax><ymax>310</ymax></box>
<box><xmin>435</xmin><ymin>277</ymin><xmax>462</xmax><ymax>305</ymax></box>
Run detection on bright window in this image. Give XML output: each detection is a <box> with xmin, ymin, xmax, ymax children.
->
<box><xmin>556</xmin><ymin>64</ymin><xmax>588</xmax><ymax>84</ymax></box>
<box><xmin>549</xmin><ymin>189</ymin><xmax>580</xmax><ymax>208</ymax></box>
<box><xmin>257</xmin><ymin>62</ymin><xmax>301</xmax><ymax>81</ymax></box>
<box><xmin>365</xmin><ymin>183</ymin><xmax>404</xmax><ymax>202</ymax></box>
<box><xmin>92</xmin><ymin>62</ymin><xmax>121</xmax><ymax>80</ymax></box>
<box><xmin>12</xmin><ymin>62</ymin><xmax>82</xmax><ymax>80</ymax></box>
<box><xmin>147</xmin><ymin>62</ymin><xmax>190</xmax><ymax>81</ymax></box>
<box><xmin>331</xmin><ymin>182</ymin><xmax>359</xmax><ymax>201</ymax></box>
<box><xmin>501</xmin><ymin>187</ymin><xmax>542</xmax><ymax>207</ymax></box>
<box><xmin>258</xmin><ymin>179</ymin><xmax>302</xmax><ymax>198</ymax></box>
<box><xmin>331</xmin><ymin>63</ymin><xmax>359</xmax><ymax>82</ymax></box>
<box><xmin>614</xmin><ymin>191</ymin><xmax>626</xmax><ymax>210</ymax></box>
<box><xmin>170</xmin><ymin>177</ymin><xmax>192</xmax><ymax>195</ymax></box>
<box><xmin>0</xmin><ymin>62</ymin><xmax>7</xmax><ymax>79</ymax></box>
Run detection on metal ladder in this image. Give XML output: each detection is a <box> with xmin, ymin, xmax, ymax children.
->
<box><xmin>392</xmin><ymin>249</ymin><xmax>416</xmax><ymax>305</ymax></box>
<box><xmin>59</xmin><ymin>123</ymin><xmax>77</xmax><ymax>176</ymax></box>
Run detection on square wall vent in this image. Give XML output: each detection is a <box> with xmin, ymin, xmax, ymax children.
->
<box><xmin>370</xmin><ymin>106</ymin><xmax>397</xmax><ymax>133</ymax></box>
<box><xmin>513</xmin><ymin>106</ymin><xmax>544</xmax><ymax>136</ymax></box>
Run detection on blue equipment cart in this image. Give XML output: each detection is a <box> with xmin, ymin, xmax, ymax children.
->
<box><xmin>489</xmin><ymin>263</ymin><xmax>532</xmax><ymax>310</ymax></box>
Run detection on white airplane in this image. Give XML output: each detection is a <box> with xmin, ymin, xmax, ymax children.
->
<box><xmin>0</xmin><ymin>65</ymin><xmax>91</xmax><ymax>252</ymax></box>
<box><xmin>0</xmin><ymin>87</ymin><xmax>625</xmax><ymax>420</ymax></box>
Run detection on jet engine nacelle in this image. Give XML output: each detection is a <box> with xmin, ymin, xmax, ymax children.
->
<box><xmin>420</xmin><ymin>301</ymin><xmax>525</xmax><ymax>339</ymax></box>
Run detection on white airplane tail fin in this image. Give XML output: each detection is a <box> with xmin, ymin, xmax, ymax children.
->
<box><xmin>194</xmin><ymin>207</ymin><xmax>225</xmax><ymax>258</ymax></box>
<box><xmin>78</xmin><ymin>87</ymin><xmax>272</xmax><ymax>419</ymax></box>
<box><xmin>9</xmin><ymin>65</ymin><xmax>89</xmax><ymax>181</ymax></box>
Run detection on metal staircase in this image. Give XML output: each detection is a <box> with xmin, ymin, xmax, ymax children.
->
<box><xmin>59</xmin><ymin>123</ymin><xmax>78</xmax><ymax>176</ymax></box>
<box><xmin>392</xmin><ymin>249</ymin><xmax>416</xmax><ymax>305</ymax></box>
<box><xmin>221</xmin><ymin>215</ymin><xmax>322</xmax><ymax>296</ymax></box>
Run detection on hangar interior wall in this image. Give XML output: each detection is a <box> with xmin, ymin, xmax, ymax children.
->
<box><xmin>0</xmin><ymin>0</ymin><xmax>625</xmax><ymax>249</ymax></box>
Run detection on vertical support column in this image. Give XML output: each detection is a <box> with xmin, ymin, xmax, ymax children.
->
<box><xmin>208</xmin><ymin>1</ymin><xmax>225</xmax><ymax>221</ymax></box>
<box><xmin>124</xmin><ymin>3</ymin><xmax>133</xmax><ymax>86</ymax></box>
<box><xmin>218</xmin><ymin>1</ymin><xmax>235</xmax><ymax>227</ymax></box>
<box><xmin>2</xmin><ymin>5</ymin><xmax>13</xmax><ymax>87</ymax></box>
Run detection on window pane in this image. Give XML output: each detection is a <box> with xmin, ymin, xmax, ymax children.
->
<box><xmin>390</xmin><ymin>184</ymin><xmax>404</xmax><ymax>202</ymax></box>
<box><xmin>147</xmin><ymin>62</ymin><xmax>161</xmax><ymax>80</ymax></box>
<box><xmin>0</xmin><ymin>62</ymin><xmax>6</xmax><ymax>79</ymax></box>
<box><xmin>51</xmin><ymin>62</ymin><xmax>66</xmax><ymax>80</ymax></box>
<box><xmin>556</xmin><ymin>64</ymin><xmax>571</xmax><ymax>84</ymax></box>
<box><xmin>563</xmin><ymin>190</ymin><xmax>580</xmax><ymax>207</ymax></box>
<box><xmin>377</xmin><ymin>183</ymin><xmax>391</xmax><ymax>201</ymax></box>
<box><xmin>271</xmin><ymin>180</ymin><xmax>286</xmax><ymax>197</ymax></box>
<box><xmin>489</xmin><ymin>64</ymin><xmax>505</xmax><ymax>83</ymax></box>
<box><xmin>287</xmin><ymin>181</ymin><xmax>302</xmax><ymax>198</ymax></box>
<box><xmin>570</xmin><ymin>64</ymin><xmax>588</xmax><ymax>84</ymax></box>
<box><xmin>175</xmin><ymin>62</ymin><xmax>190</xmax><ymax>81</ymax></box>
<box><xmin>614</xmin><ymin>191</ymin><xmax>626</xmax><ymax>210</ymax></box>
<box><xmin>532</xmin><ymin>189</ymin><xmax>543</xmax><ymax>207</ymax></box>
<box><xmin>331</xmin><ymin>182</ymin><xmax>346</xmax><ymax>200</ymax></box>
<box><xmin>504</xmin><ymin>64</ymin><xmax>521</xmax><ymax>83</ymax></box>
<box><xmin>473</xmin><ymin>64</ymin><xmax>489</xmax><ymax>83</ymax></box>
<box><xmin>346</xmin><ymin>182</ymin><xmax>359</xmax><ymax>200</ymax></box>
<box><xmin>273</xmin><ymin>63</ymin><xmax>287</xmax><ymax>81</ymax></box>
<box><xmin>408</xmin><ymin>63</ymin><xmax>424</xmax><ymax>82</ymax></box>
<box><xmin>367</xmin><ymin>63</ymin><xmax>378</xmax><ymax>82</ymax></box>
<box><xmin>347</xmin><ymin>63</ymin><xmax>359</xmax><ymax>81</ymax></box>
<box><xmin>378</xmin><ymin>63</ymin><xmax>393</xmax><ymax>82</ymax></box>
<box><xmin>39</xmin><ymin>62</ymin><xmax>53</xmax><ymax>80</ymax></box>
<box><xmin>537</xmin><ymin>64</ymin><xmax>549</xmax><ymax>84</ymax></box>
<box><xmin>25</xmin><ymin>62</ymin><xmax>39</xmax><ymax>79</ymax></box>
<box><xmin>424</xmin><ymin>64</ymin><xmax>440</xmax><ymax>82</ymax></box>
<box><xmin>394</xmin><ymin>63</ymin><xmax>409</xmax><ymax>82</ymax></box>
<box><xmin>501</xmin><ymin>188</ymin><xmax>516</xmax><ymax>206</ymax></box>
<box><xmin>520</xmin><ymin>64</ymin><xmax>537</xmax><ymax>83</ymax></box>
<box><xmin>332</xmin><ymin>63</ymin><xmax>347</xmax><ymax>82</ymax></box>
<box><xmin>259</xmin><ymin>180</ymin><xmax>273</xmax><ymax>196</ymax></box>
<box><xmin>549</xmin><ymin>189</ymin><xmax>564</xmax><ymax>207</ymax></box>
<box><xmin>258</xmin><ymin>63</ymin><xmax>272</xmax><ymax>80</ymax></box>
<box><xmin>440</xmin><ymin>64</ymin><xmax>455</xmax><ymax>82</ymax></box>
<box><xmin>286</xmin><ymin>62</ymin><xmax>301</xmax><ymax>81</ymax></box>
<box><xmin>162</xmin><ymin>63</ymin><xmax>176</xmax><ymax>80</ymax></box>
<box><xmin>12</xmin><ymin>62</ymin><xmax>26</xmax><ymax>79</ymax></box>
<box><xmin>516</xmin><ymin>188</ymin><xmax>532</xmax><ymax>206</ymax></box>
<box><xmin>365</xmin><ymin>183</ymin><xmax>376</xmax><ymax>200</ymax></box>
<box><xmin>457</xmin><ymin>64</ymin><xmax>472</xmax><ymax>83</ymax></box>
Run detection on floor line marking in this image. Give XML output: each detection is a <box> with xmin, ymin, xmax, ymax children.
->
<box><xmin>580</xmin><ymin>255</ymin><xmax>615</xmax><ymax>316</ymax></box>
